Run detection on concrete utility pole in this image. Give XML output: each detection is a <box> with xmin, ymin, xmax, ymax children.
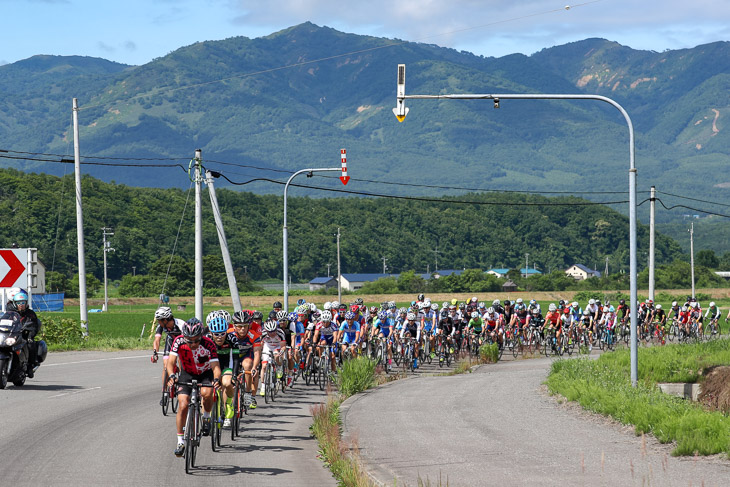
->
<box><xmin>72</xmin><ymin>98</ymin><xmax>88</xmax><ymax>335</ymax></box>
<box><xmin>525</xmin><ymin>253</ymin><xmax>529</xmax><ymax>278</ymax></box>
<box><xmin>605</xmin><ymin>257</ymin><xmax>609</xmax><ymax>277</ymax></box>
<box><xmin>382</xmin><ymin>256</ymin><xmax>388</xmax><ymax>274</ymax></box>
<box><xmin>326</xmin><ymin>263</ymin><xmax>331</xmax><ymax>278</ymax></box>
<box><xmin>102</xmin><ymin>227</ymin><xmax>114</xmax><ymax>312</ymax></box>
<box><xmin>649</xmin><ymin>186</ymin><xmax>656</xmax><ymax>301</ymax></box>
<box><xmin>205</xmin><ymin>170</ymin><xmax>242</xmax><ymax>313</ymax></box>
<box><xmin>194</xmin><ymin>149</ymin><xmax>203</xmax><ymax>322</ymax></box>
<box><xmin>337</xmin><ymin>228</ymin><xmax>342</xmax><ymax>304</ymax></box>
<box><xmin>431</xmin><ymin>246</ymin><xmax>441</xmax><ymax>272</ymax></box>
<box><xmin>689</xmin><ymin>223</ymin><xmax>695</xmax><ymax>299</ymax></box>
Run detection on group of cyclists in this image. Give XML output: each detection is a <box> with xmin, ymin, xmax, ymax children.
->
<box><xmin>152</xmin><ymin>293</ymin><xmax>726</xmax><ymax>457</ymax></box>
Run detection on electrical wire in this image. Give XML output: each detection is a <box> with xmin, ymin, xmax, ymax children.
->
<box><xmin>656</xmin><ymin>198</ymin><xmax>730</xmax><ymax>219</ymax></box>
<box><xmin>656</xmin><ymin>190</ymin><xmax>730</xmax><ymax>209</ymax></box>
<box><xmin>76</xmin><ymin>1</ymin><xmax>602</xmax><ymax>111</ymax></box>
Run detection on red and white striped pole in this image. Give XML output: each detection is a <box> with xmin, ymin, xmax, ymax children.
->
<box><xmin>339</xmin><ymin>148</ymin><xmax>350</xmax><ymax>185</ymax></box>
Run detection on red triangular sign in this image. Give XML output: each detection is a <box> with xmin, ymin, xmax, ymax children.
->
<box><xmin>340</xmin><ymin>176</ymin><xmax>350</xmax><ymax>185</ymax></box>
<box><xmin>0</xmin><ymin>250</ymin><xmax>25</xmax><ymax>287</ymax></box>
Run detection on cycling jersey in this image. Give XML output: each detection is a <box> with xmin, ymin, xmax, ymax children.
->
<box><xmin>339</xmin><ymin>320</ymin><xmax>361</xmax><ymax>344</ymax></box>
<box><xmin>468</xmin><ymin>318</ymin><xmax>483</xmax><ymax>333</ymax></box>
<box><xmin>156</xmin><ymin>318</ymin><xmax>186</xmax><ymax>357</ymax></box>
<box><xmin>705</xmin><ymin>306</ymin><xmax>721</xmax><ymax>320</ymax></box>
<box><xmin>169</xmin><ymin>335</ymin><xmax>219</xmax><ymax>376</ymax></box>
<box><xmin>211</xmin><ymin>332</ymin><xmax>241</xmax><ymax>370</ymax></box>
<box><xmin>374</xmin><ymin>317</ymin><xmax>394</xmax><ymax>338</ymax></box>
<box><xmin>261</xmin><ymin>328</ymin><xmax>286</xmax><ymax>362</ymax></box>
<box><xmin>421</xmin><ymin>310</ymin><xmax>437</xmax><ymax>331</ymax></box>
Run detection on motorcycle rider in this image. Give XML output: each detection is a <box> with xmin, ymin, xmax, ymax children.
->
<box><xmin>7</xmin><ymin>290</ymin><xmax>41</xmax><ymax>378</ymax></box>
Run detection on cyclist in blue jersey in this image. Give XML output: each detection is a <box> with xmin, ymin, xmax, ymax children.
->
<box><xmin>337</xmin><ymin>311</ymin><xmax>361</xmax><ymax>356</ymax></box>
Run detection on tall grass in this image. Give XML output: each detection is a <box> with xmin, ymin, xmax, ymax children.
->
<box><xmin>336</xmin><ymin>357</ymin><xmax>377</xmax><ymax>397</ymax></box>
<box><xmin>547</xmin><ymin>358</ymin><xmax>730</xmax><ymax>456</ymax></box>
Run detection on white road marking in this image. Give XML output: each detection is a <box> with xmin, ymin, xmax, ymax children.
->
<box><xmin>50</xmin><ymin>386</ymin><xmax>102</xmax><ymax>398</ymax></box>
<box><xmin>44</xmin><ymin>355</ymin><xmax>149</xmax><ymax>367</ymax></box>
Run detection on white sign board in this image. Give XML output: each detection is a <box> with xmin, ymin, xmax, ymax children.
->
<box><xmin>0</xmin><ymin>249</ymin><xmax>28</xmax><ymax>289</ymax></box>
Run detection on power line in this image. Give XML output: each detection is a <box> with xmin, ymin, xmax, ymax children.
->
<box><xmin>656</xmin><ymin>189</ymin><xmax>730</xmax><ymax>209</ymax></box>
<box><xmin>656</xmin><ymin>198</ymin><xmax>730</xmax><ymax>219</ymax></box>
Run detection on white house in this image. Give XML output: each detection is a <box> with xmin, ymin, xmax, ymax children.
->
<box><xmin>565</xmin><ymin>264</ymin><xmax>602</xmax><ymax>280</ymax></box>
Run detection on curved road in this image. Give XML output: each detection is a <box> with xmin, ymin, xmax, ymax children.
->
<box><xmin>343</xmin><ymin>357</ymin><xmax>730</xmax><ymax>487</ymax></box>
<box><xmin>0</xmin><ymin>351</ymin><xmax>336</xmax><ymax>486</ymax></box>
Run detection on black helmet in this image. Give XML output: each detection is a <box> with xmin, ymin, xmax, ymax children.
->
<box><xmin>251</xmin><ymin>311</ymin><xmax>264</xmax><ymax>321</ymax></box>
<box><xmin>619</xmin><ymin>299</ymin><xmax>625</xmax><ymax>305</ymax></box>
<box><xmin>558</xmin><ymin>299</ymin><xmax>565</xmax><ymax>307</ymax></box>
<box><xmin>5</xmin><ymin>301</ymin><xmax>17</xmax><ymax>312</ymax></box>
<box><xmin>232</xmin><ymin>310</ymin><xmax>250</xmax><ymax>324</ymax></box>
<box><xmin>268</xmin><ymin>310</ymin><xmax>278</xmax><ymax>320</ymax></box>
<box><xmin>273</xmin><ymin>301</ymin><xmax>283</xmax><ymax>309</ymax></box>
<box><xmin>418</xmin><ymin>294</ymin><xmax>425</xmax><ymax>301</ymax></box>
<box><xmin>355</xmin><ymin>298</ymin><xmax>364</xmax><ymax>306</ymax></box>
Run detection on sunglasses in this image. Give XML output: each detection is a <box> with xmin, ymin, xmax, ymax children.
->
<box><xmin>15</xmin><ymin>301</ymin><xmax>27</xmax><ymax>306</ymax></box>
<box><xmin>212</xmin><ymin>332</ymin><xmax>227</xmax><ymax>338</ymax></box>
<box><xmin>185</xmin><ymin>337</ymin><xmax>202</xmax><ymax>344</ymax></box>
<box><xmin>233</xmin><ymin>324</ymin><xmax>248</xmax><ymax>329</ymax></box>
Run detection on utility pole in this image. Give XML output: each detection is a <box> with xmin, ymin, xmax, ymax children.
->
<box><xmin>132</xmin><ymin>266</ymin><xmax>136</xmax><ymax>276</ymax></box>
<box><xmin>326</xmin><ymin>263</ymin><xmax>331</xmax><ymax>278</ymax></box>
<box><xmin>205</xmin><ymin>170</ymin><xmax>242</xmax><ymax>313</ymax></box>
<box><xmin>689</xmin><ymin>223</ymin><xmax>695</xmax><ymax>299</ymax></box>
<box><xmin>525</xmin><ymin>253</ymin><xmax>529</xmax><ymax>278</ymax></box>
<box><xmin>605</xmin><ymin>257</ymin><xmax>609</xmax><ymax>277</ymax></box>
<box><xmin>382</xmin><ymin>256</ymin><xmax>388</xmax><ymax>274</ymax></box>
<box><xmin>194</xmin><ymin>149</ymin><xmax>203</xmax><ymax>322</ymax></box>
<box><xmin>72</xmin><ymin>98</ymin><xmax>88</xmax><ymax>335</ymax></box>
<box><xmin>649</xmin><ymin>186</ymin><xmax>656</xmax><ymax>301</ymax></box>
<box><xmin>431</xmin><ymin>246</ymin><xmax>441</xmax><ymax>272</ymax></box>
<box><xmin>102</xmin><ymin>227</ymin><xmax>114</xmax><ymax>312</ymax></box>
<box><xmin>337</xmin><ymin>227</ymin><xmax>342</xmax><ymax>303</ymax></box>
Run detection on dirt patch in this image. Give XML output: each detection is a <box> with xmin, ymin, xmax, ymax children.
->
<box><xmin>699</xmin><ymin>366</ymin><xmax>730</xmax><ymax>413</ymax></box>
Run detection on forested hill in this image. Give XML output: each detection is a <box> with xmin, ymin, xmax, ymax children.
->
<box><xmin>0</xmin><ymin>169</ymin><xmax>682</xmax><ymax>284</ymax></box>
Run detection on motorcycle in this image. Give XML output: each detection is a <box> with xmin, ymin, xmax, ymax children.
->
<box><xmin>0</xmin><ymin>311</ymin><xmax>47</xmax><ymax>389</ymax></box>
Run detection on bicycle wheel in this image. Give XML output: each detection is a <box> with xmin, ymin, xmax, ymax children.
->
<box><xmin>161</xmin><ymin>391</ymin><xmax>169</xmax><ymax>416</ymax></box>
<box><xmin>184</xmin><ymin>408</ymin><xmax>194</xmax><ymax>474</ymax></box>
<box><xmin>231</xmin><ymin>386</ymin><xmax>239</xmax><ymax>441</ymax></box>
<box><xmin>263</xmin><ymin>367</ymin><xmax>272</xmax><ymax>404</ymax></box>
<box><xmin>211</xmin><ymin>393</ymin><xmax>219</xmax><ymax>452</ymax></box>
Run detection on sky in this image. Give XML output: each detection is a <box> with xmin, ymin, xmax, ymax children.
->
<box><xmin>2</xmin><ymin>0</ymin><xmax>730</xmax><ymax>66</ymax></box>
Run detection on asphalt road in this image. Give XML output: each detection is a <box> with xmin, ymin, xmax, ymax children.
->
<box><xmin>0</xmin><ymin>350</ymin><xmax>336</xmax><ymax>486</ymax></box>
<box><xmin>343</xmin><ymin>356</ymin><xmax>730</xmax><ymax>487</ymax></box>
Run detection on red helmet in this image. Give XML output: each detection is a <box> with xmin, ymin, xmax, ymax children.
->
<box><xmin>350</xmin><ymin>304</ymin><xmax>359</xmax><ymax>312</ymax></box>
<box><xmin>563</xmin><ymin>307</ymin><xmax>570</xmax><ymax>314</ymax></box>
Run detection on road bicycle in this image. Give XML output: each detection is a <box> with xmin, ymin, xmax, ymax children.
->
<box><xmin>160</xmin><ymin>359</ymin><xmax>179</xmax><ymax>416</ymax></box>
<box><xmin>230</xmin><ymin>371</ymin><xmax>248</xmax><ymax>441</ymax></box>
<box><xmin>178</xmin><ymin>379</ymin><xmax>215</xmax><ymax>474</ymax></box>
<box><xmin>317</xmin><ymin>344</ymin><xmax>336</xmax><ymax>391</ymax></box>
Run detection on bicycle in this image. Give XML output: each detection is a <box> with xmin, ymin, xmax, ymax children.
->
<box><xmin>177</xmin><ymin>379</ymin><xmax>214</xmax><ymax>474</ymax></box>
<box><xmin>667</xmin><ymin>318</ymin><xmax>679</xmax><ymax>342</ymax></box>
<box><xmin>262</xmin><ymin>351</ymin><xmax>281</xmax><ymax>404</ymax></box>
<box><xmin>317</xmin><ymin>345</ymin><xmax>336</xmax><ymax>391</ymax></box>
<box><xmin>707</xmin><ymin>318</ymin><xmax>720</xmax><ymax>339</ymax></box>
<box><xmin>211</xmin><ymin>387</ymin><xmax>223</xmax><ymax>451</ymax></box>
<box><xmin>230</xmin><ymin>372</ymin><xmax>248</xmax><ymax>441</ymax></box>
<box><xmin>160</xmin><ymin>358</ymin><xmax>179</xmax><ymax>416</ymax></box>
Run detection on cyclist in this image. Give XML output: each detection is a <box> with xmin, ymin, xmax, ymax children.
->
<box><xmin>616</xmin><ymin>299</ymin><xmax>629</xmax><ymax>325</ymax></box>
<box><xmin>653</xmin><ymin>304</ymin><xmax>667</xmax><ymax>339</ymax></box>
<box><xmin>313</xmin><ymin>310</ymin><xmax>339</xmax><ymax>374</ymax></box>
<box><xmin>527</xmin><ymin>299</ymin><xmax>541</xmax><ymax>315</ymax></box>
<box><xmin>372</xmin><ymin>310</ymin><xmax>394</xmax><ymax>369</ymax></box>
<box><xmin>231</xmin><ymin>310</ymin><xmax>262</xmax><ymax>410</ymax></box>
<box><xmin>400</xmin><ymin>312</ymin><xmax>421</xmax><ymax>368</ymax></box>
<box><xmin>338</xmin><ymin>311</ymin><xmax>362</xmax><ymax>358</ymax></box>
<box><xmin>421</xmin><ymin>303</ymin><xmax>438</xmax><ymax>358</ymax></box>
<box><xmin>290</xmin><ymin>305</ymin><xmax>309</xmax><ymax>386</ymax></box>
<box><xmin>259</xmin><ymin>319</ymin><xmax>287</xmax><ymax>397</ymax></box>
<box><xmin>544</xmin><ymin>303</ymin><xmax>562</xmax><ymax>347</ymax></box>
<box><xmin>207</xmin><ymin>315</ymin><xmax>241</xmax><ymax>427</ymax></box>
<box><xmin>689</xmin><ymin>301</ymin><xmax>703</xmax><ymax>335</ymax></box>
<box><xmin>483</xmin><ymin>307</ymin><xmax>502</xmax><ymax>347</ymax></box>
<box><xmin>167</xmin><ymin>318</ymin><xmax>221</xmax><ymax>457</ymax></box>
<box><xmin>467</xmin><ymin>311</ymin><xmax>484</xmax><ymax>347</ymax></box>
<box><xmin>152</xmin><ymin>306</ymin><xmax>185</xmax><ymax>405</ymax></box>
<box><xmin>705</xmin><ymin>302</ymin><xmax>721</xmax><ymax>336</ymax></box>
<box><xmin>584</xmin><ymin>299</ymin><xmax>599</xmax><ymax>322</ymax></box>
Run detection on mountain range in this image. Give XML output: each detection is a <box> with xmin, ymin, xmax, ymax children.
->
<box><xmin>1</xmin><ymin>23</ymin><xmax>729</xmax><ymax>249</ymax></box>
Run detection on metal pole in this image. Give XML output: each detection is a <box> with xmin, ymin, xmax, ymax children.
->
<box><xmin>283</xmin><ymin>168</ymin><xmax>342</xmax><ymax>313</ymax></box>
<box><xmin>205</xmin><ymin>170</ymin><xmax>242</xmax><ymax>313</ymax></box>
<box><xmin>337</xmin><ymin>227</ymin><xmax>342</xmax><ymax>303</ymax></box>
<box><xmin>194</xmin><ymin>149</ymin><xmax>203</xmax><ymax>322</ymax></box>
<box><xmin>72</xmin><ymin>98</ymin><xmax>88</xmax><ymax>335</ymax></box>
<box><xmin>525</xmin><ymin>253</ymin><xmax>529</xmax><ymax>278</ymax></box>
<box><xmin>398</xmin><ymin>86</ymin><xmax>638</xmax><ymax>385</ymax></box>
<box><xmin>649</xmin><ymin>186</ymin><xmax>656</xmax><ymax>301</ymax></box>
<box><xmin>102</xmin><ymin>228</ymin><xmax>114</xmax><ymax>312</ymax></box>
<box><xmin>690</xmin><ymin>223</ymin><xmax>695</xmax><ymax>298</ymax></box>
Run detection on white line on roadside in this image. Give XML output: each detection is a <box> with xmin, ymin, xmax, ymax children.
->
<box><xmin>50</xmin><ymin>386</ymin><xmax>102</xmax><ymax>398</ymax></box>
<box><xmin>43</xmin><ymin>355</ymin><xmax>149</xmax><ymax>367</ymax></box>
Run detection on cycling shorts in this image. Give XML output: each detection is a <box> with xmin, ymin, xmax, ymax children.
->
<box><xmin>319</xmin><ymin>334</ymin><xmax>335</xmax><ymax>345</ymax></box>
<box><xmin>177</xmin><ymin>369</ymin><xmax>214</xmax><ymax>397</ymax></box>
<box><xmin>262</xmin><ymin>343</ymin><xmax>283</xmax><ymax>363</ymax></box>
<box><xmin>379</xmin><ymin>328</ymin><xmax>391</xmax><ymax>338</ymax></box>
<box><xmin>163</xmin><ymin>334</ymin><xmax>180</xmax><ymax>358</ymax></box>
<box><xmin>239</xmin><ymin>347</ymin><xmax>254</xmax><ymax>361</ymax></box>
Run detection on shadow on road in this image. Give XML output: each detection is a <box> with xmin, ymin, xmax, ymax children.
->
<box><xmin>189</xmin><ymin>464</ymin><xmax>292</xmax><ymax>477</ymax></box>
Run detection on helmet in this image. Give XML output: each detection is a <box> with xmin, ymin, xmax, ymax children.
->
<box><xmin>276</xmin><ymin>310</ymin><xmax>289</xmax><ymax>321</ymax></box>
<box><xmin>563</xmin><ymin>307</ymin><xmax>570</xmax><ymax>314</ymax></box>
<box><xmin>609</xmin><ymin>306</ymin><xmax>615</xmax><ymax>312</ymax></box>
<box><xmin>693</xmin><ymin>302</ymin><xmax>699</xmax><ymax>308</ymax></box>
<box><xmin>411</xmin><ymin>301</ymin><xmax>417</xmax><ymax>307</ymax></box>
<box><xmin>504</xmin><ymin>300</ymin><xmax>510</xmax><ymax>306</ymax></box>
<box><xmin>418</xmin><ymin>294</ymin><xmax>425</xmax><ymax>301</ymax></box>
<box><xmin>418</xmin><ymin>302</ymin><xmax>426</xmax><ymax>310</ymax></box>
<box><xmin>619</xmin><ymin>299</ymin><xmax>625</xmax><ymax>305</ymax></box>
<box><xmin>288</xmin><ymin>312</ymin><xmax>298</xmax><ymax>322</ymax></box>
<box><xmin>448</xmin><ymin>304</ymin><xmax>457</xmax><ymax>310</ymax></box>
<box><xmin>478</xmin><ymin>302</ymin><xmax>485</xmax><ymax>308</ymax></box>
<box><xmin>206</xmin><ymin>310</ymin><xmax>231</xmax><ymax>326</ymax></box>
<box><xmin>583</xmin><ymin>309</ymin><xmax>590</xmax><ymax>316</ymax></box>
<box><xmin>656</xmin><ymin>304</ymin><xmax>662</xmax><ymax>310</ymax></box>
<box><xmin>268</xmin><ymin>310</ymin><xmax>277</xmax><ymax>320</ymax></box>
<box><xmin>297</xmin><ymin>298</ymin><xmax>307</xmax><ymax>306</ymax></box>
<box><xmin>589</xmin><ymin>299</ymin><xmax>595</xmax><ymax>305</ymax></box>
<box><xmin>323</xmin><ymin>302</ymin><xmax>332</xmax><ymax>310</ymax></box>
<box><xmin>671</xmin><ymin>301</ymin><xmax>677</xmax><ymax>307</ymax></box>
<box><xmin>492</xmin><ymin>299</ymin><xmax>500</xmax><ymax>306</ymax></box>
<box><xmin>298</xmin><ymin>305</ymin><xmax>309</xmax><ymax>314</ymax></box>
<box><xmin>407</xmin><ymin>312</ymin><xmax>416</xmax><ymax>321</ymax></box>
<box><xmin>345</xmin><ymin>311</ymin><xmax>355</xmax><ymax>320</ymax></box>
<box><xmin>273</xmin><ymin>301</ymin><xmax>283</xmax><ymax>309</ymax></box>
<box><xmin>442</xmin><ymin>302</ymin><xmax>449</xmax><ymax>309</ymax></box>
<box><xmin>451</xmin><ymin>298</ymin><xmax>458</xmax><ymax>306</ymax></box>
<box><xmin>320</xmin><ymin>311</ymin><xmax>332</xmax><ymax>322</ymax></box>
<box><xmin>471</xmin><ymin>297</ymin><xmax>478</xmax><ymax>303</ymax></box>
<box><xmin>399</xmin><ymin>307</ymin><xmax>408</xmax><ymax>314</ymax></box>
<box><xmin>355</xmin><ymin>298</ymin><xmax>364</xmax><ymax>305</ymax></box>
<box><xmin>602</xmin><ymin>306</ymin><xmax>609</xmax><ymax>312</ymax></box>
<box><xmin>516</xmin><ymin>298</ymin><xmax>523</xmax><ymax>304</ymax></box>
<box><xmin>338</xmin><ymin>304</ymin><xmax>347</xmax><ymax>311</ymax></box>
<box><xmin>648</xmin><ymin>299</ymin><xmax>654</xmax><ymax>305</ymax></box>
<box><xmin>531</xmin><ymin>308</ymin><xmax>539</xmax><ymax>314</ymax></box>
<box><xmin>558</xmin><ymin>299</ymin><xmax>565</xmax><ymax>307</ymax></box>
<box><xmin>370</xmin><ymin>305</ymin><xmax>378</xmax><ymax>313</ymax></box>
<box><xmin>710</xmin><ymin>302</ymin><xmax>716</xmax><ymax>307</ymax></box>
<box><xmin>309</xmin><ymin>302</ymin><xmax>317</xmax><ymax>312</ymax></box>
<box><xmin>530</xmin><ymin>299</ymin><xmax>537</xmax><ymax>306</ymax></box>
<box><xmin>458</xmin><ymin>303</ymin><xmax>466</xmax><ymax>310</ymax></box>
<box><xmin>471</xmin><ymin>311</ymin><xmax>479</xmax><ymax>319</ymax></box>
<box><xmin>209</xmin><ymin>316</ymin><xmax>228</xmax><ymax>334</ymax></box>
<box><xmin>263</xmin><ymin>320</ymin><xmax>278</xmax><ymax>332</ymax></box>
<box><xmin>155</xmin><ymin>307</ymin><xmax>173</xmax><ymax>320</ymax></box>
<box><xmin>251</xmin><ymin>311</ymin><xmax>263</xmax><ymax>321</ymax></box>
<box><xmin>572</xmin><ymin>302</ymin><xmax>579</xmax><ymax>308</ymax></box>
<box><xmin>350</xmin><ymin>304</ymin><xmax>360</xmax><ymax>313</ymax></box>
<box><xmin>431</xmin><ymin>303</ymin><xmax>438</xmax><ymax>311</ymax></box>
<box><xmin>377</xmin><ymin>311</ymin><xmax>387</xmax><ymax>320</ymax></box>
<box><xmin>548</xmin><ymin>303</ymin><xmax>557</xmax><ymax>312</ymax></box>
<box><xmin>388</xmin><ymin>301</ymin><xmax>396</xmax><ymax>308</ymax></box>
<box><xmin>331</xmin><ymin>301</ymin><xmax>340</xmax><ymax>309</ymax></box>
<box><xmin>681</xmin><ymin>306</ymin><xmax>688</xmax><ymax>312</ymax></box>
<box><xmin>182</xmin><ymin>318</ymin><xmax>204</xmax><ymax>338</ymax></box>
<box><xmin>487</xmin><ymin>307</ymin><xmax>494</xmax><ymax>314</ymax></box>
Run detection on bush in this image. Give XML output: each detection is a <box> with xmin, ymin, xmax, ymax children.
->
<box><xmin>572</xmin><ymin>290</ymin><xmax>604</xmax><ymax>303</ymax></box>
<box><xmin>336</xmin><ymin>356</ymin><xmax>376</xmax><ymax>397</ymax></box>
<box><xmin>479</xmin><ymin>343</ymin><xmax>500</xmax><ymax>363</ymax></box>
<box><xmin>40</xmin><ymin>318</ymin><xmax>85</xmax><ymax>344</ymax></box>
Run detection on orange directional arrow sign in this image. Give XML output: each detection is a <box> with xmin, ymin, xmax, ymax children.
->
<box><xmin>340</xmin><ymin>148</ymin><xmax>350</xmax><ymax>185</ymax></box>
<box><xmin>0</xmin><ymin>250</ymin><xmax>26</xmax><ymax>287</ymax></box>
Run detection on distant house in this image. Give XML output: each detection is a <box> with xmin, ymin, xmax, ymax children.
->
<box><xmin>520</xmin><ymin>268</ymin><xmax>542</xmax><ymax>278</ymax></box>
<box><xmin>308</xmin><ymin>276</ymin><xmax>337</xmax><ymax>291</ymax></box>
<box><xmin>502</xmin><ymin>280</ymin><xmax>518</xmax><ymax>292</ymax></box>
<box><xmin>431</xmin><ymin>269</ymin><xmax>465</xmax><ymax>279</ymax></box>
<box><xmin>565</xmin><ymin>264</ymin><xmax>602</xmax><ymax>280</ymax></box>
<box><xmin>338</xmin><ymin>273</ymin><xmax>398</xmax><ymax>292</ymax></box>
<box><xmin>714</xmin><ymin>272</ymin><xmax>730</xmax><ymax>280</ymax></box>
<box><xmin>487</xmin><ymin>268</ymin><xmax>510</xmax><ymax>279</ymax></box>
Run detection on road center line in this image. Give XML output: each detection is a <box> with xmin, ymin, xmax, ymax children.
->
<box><xmin>43</xmin><ymin>355</ymin><xmax>149</xmax><ymax>367</ymax></box>
<box><xmin>49</xmin><ymin>386</ymin><xmax>102</xmax><ymax>398</ymax></box>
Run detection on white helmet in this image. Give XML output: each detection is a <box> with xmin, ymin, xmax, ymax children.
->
<box><xmin>693</xmin><ymin>302</ymin><xmax>700</xmax><ymax>308</ymax></box>
<box><xmin>331</xmin><ymin>301</ymin><xmax>340</xmax><ymax>309</ymax></box>
<box><xmin>602</xmin><ymin>306</ymin><xmax>609</xmax><ymax>312</ymax></box>
<box><xmin>671</xmin><ymin>301</ymin><xmax>677</xmax><ymax>307</ymax></box>
<box><xmin>516</xmin><ymin>298</ymin><xmax>523</xmax><ymax>304</ymax></box>
<box><xmin>471</xmin><ymin>311</ymin><xmax>479</xmax><ymax>319</ymax></box>
<box><xmin>572</xmin><ymin>301</ymin><xmax>579</xmax><ymax>308</ymax></box>
<box><xmin>424</xmin><ymin>299</ymin><xmax>431</xmax><ymax>306</ymax></box>
<box><xmin>487</xmin><ymin>307</ymin><xmax>494</xmax><ymax>314</ymax></box>
<box><xmin>431</xmin><ymin>303</ymin><xmax>439</xmax><ymax>310</ymax></box>
<box><xmin>442</xmin><ymin>302</ymin><xmax>449</xmax><ymax>308</ymax></box>
<box><xmin>263</xmin><ymin>320</ymin><xmax>278</xmax><ymax>332</ymax></box>
<box><xmin>656</xmin><ymin>304</ymin><xmax>662</xmax><ymax>310</ymax></box>
<box><xmin>492</xmin><ymin>299</ymin><xmax>500</xmax><ymax>306</ymax></box>
<box><xmin>407</xmin><ymin>312</ymin><xmax>416</xmax><ymax>321</ymax></box>
<box><xmin>155</xmin><ymin>307</ymin><xmax>173</xmax><ymax>320</ymax></box>
<box><xmin>589</xmin><ymin>299</ymin><xmax>595</xmax><ymax>305</ymax></box>
<box><xmin>548</xmin><ymin>303</ymin><xmax>557</xmax><ymax>312</ymax></box>
<box><xmin>320</xmin><ymin>311</ymin><xmax>332</xmax><ymax>322</ymax></box>
<box><xmin>583</xmin><ymin>309</ymin><xmax>590</xmax><ymax>316</ymax></box>
<box><xmin>323</xmin><ymin>301</ymin><xmax>332</xmax><ymax>311</ymax></box>
<box><xmin>710</xmin><ymin>302</ymin><xmax>716</xmax><ymax>307</ymax></box>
